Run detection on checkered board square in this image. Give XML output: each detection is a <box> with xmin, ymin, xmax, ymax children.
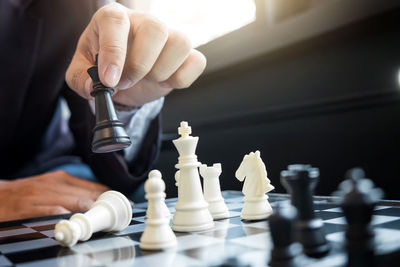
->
<box><xmin>0</xmin><ymin>191</ymin><xmax>400</xmax><ymax>267</ymax></box>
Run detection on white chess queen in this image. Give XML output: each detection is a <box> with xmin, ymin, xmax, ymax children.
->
<box><xmin>235</xmin><ymin>151</ymin><xmax>275</xmax><ymax>220</ymax></box>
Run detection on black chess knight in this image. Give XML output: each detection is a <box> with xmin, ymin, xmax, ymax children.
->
<box><xmin>87</xmin><ymin>55</ymin><xmax>131</xmax><ymax>153</ymax></box>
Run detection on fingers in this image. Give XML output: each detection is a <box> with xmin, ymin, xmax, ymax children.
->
<box><xmin>116</xmin><ymin>14</ymin><xmax>168</xmax><ymax>90</ymax></box>
<box><xmin>111</xmin><ymin>49</ymin><xmax>206</xmax><ymax>107</ymax></box>
<box><xmin>163</xmin><ymin>49</ymin><xmax>207</xmax><ymax>89</ymax></box>
<box><xmin>53</xmin><ymin>171</ymin><xmax>109</xmax><ymax>193</ymax></box>
<box><xmin>29</xmin><ymin>195</ymin><xmax>93</xmax><ymax>212</ymax></box>
<box><xmin>65</xmin><ymin>2</ymin><xmax>206</xmax><ymax>104</ymax></box>
<box><xmin>94</xmin><ymin>3</ymin><xmax>130</xmax><ymax>87</ymax></box>
<box><xmin>112</xmin><ymin>78</ymin><xmax>173</xmax><ymax>107</ymax></box>
<box><xmin>146</xmin><ymin>29</ymin><xmax>192</xmax><ymax>83</ymax></box>
<box><xmin>66</xmin><ymin>2</ymin><xmax>130</xmax><ymax>98</ymax></box>
<box><xmin>16</xmin><ymin>205</ymin><xmax>71</xmax><ymax>221</ymax></box>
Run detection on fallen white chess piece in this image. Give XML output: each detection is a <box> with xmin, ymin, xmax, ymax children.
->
<box><xmin>54</xmin><ymin>190</ymin><xmax>132</xmax><ymax>247</ymax></box>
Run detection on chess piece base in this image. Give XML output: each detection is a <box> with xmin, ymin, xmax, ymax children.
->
<box><xmin>172</xmin><ymin>204</ymin><xmax>214</xmax><ymax>232</ymax></box>
<box><xmin>241</xmin><ymin>195</ymin><xmax>272</xmax><ymax>220</ymax></box>
<box><xmin>297</xmin><ymin>219</ymin><xmax>330</xmax><ymax>257</ymax></box>
<box><xmin>208</xmin><ymin>199</ymin><xmax>230</xmax><ymax>220</ymax></box>
<box><xmin>140</xmin><ymin>219</ymin><xmax>177</xmax><ymax>250</ymax></box>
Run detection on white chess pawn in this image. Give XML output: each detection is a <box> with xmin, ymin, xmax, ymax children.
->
<box><xmin>199</xmin><ymin>163</ymin><xmax>230</xmax><ymax>220</ymax></box>
<box><xmin>172</xmin><ymin>121</ymin><xmax>214</xmax><ymax>232</ymax></box>
<box><xmin>140</xmin><ymin>170</ymin><xmax>177</xmax><ymax>250</ymax></box>
<box><xmin>146</xmin><ymin>170</ymin><xmax>170</xmax><ymax>219</ymax></box>
<box><xmin>54</xmin><ymin>191</ymin><xmax>132</xmax><ymax>247</ymax></box>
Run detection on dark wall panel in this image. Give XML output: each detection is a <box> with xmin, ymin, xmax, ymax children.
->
<box><xmin>155</xmin><ymin>8</ymin><xmax>400</xmax><ymax>199</ymax></box>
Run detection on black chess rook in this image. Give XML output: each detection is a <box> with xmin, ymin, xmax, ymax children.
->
<box><xmin>280</xmin><ymin>164</ymin><xmax>330</xmax><ymax>257</ymax></box>
<box><xmin>87</xmin><ymin>54</ymin><xmax>131</xmax><ymax>153</ymax></box>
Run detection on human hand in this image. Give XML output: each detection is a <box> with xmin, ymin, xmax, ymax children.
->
<box><xmin>66</xmin><ymin>2</ymin><xmax>206</xmax><ymax>107</ymax></box>
<box><xmin>0</xmin><ymin>170</ymin><xmax>109</xmax><ymax>222</ymax></box>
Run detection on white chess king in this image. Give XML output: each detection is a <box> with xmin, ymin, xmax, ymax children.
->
<box><xmin>54</xmin><ymin>191</ymin><xmax>132</xmax><ymax>247</ymax></box>
<box><xmin>172</xmin><ymin>121</ymin><xmax>214</xmax><ymax>231</ymax></box>
<box><xmin>235</xmin><ymin>151</ymin><xmax>275</xmax><ymax>220</ymax></box>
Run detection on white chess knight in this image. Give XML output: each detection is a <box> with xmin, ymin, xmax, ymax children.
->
<box><xmin>199</xmin><ymin>163</ymin><xmax>230</xmax><ymax>220</ymax></box>
<box><xmin>146</xmin><ymin>170</ymin><xmax>171</xmax><ymax>219</ymax></box>
<box><xmin>54</xmin><ymin>191</ymin><xmax>132</xmax><ymax>247</ymax></box>
<box><xmin>235</xmin><ymin>151</ymin><xmax>275</xmax><ymax>220</ymax></box>
<box><xmin>172</xmin><ymin>121</ymin><xmax>214</xmax><ymax>232</ymax></box>
<box><xmin>140</xmin><ymin>169</ymin><xmax>177</xmax><ymax>250</ymax></box>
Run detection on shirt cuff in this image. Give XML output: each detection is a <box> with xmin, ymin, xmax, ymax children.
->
<box><xmin>122</xmin><ymin>97</ymin><xmax>164</xmax><ymax>162</ymax></box>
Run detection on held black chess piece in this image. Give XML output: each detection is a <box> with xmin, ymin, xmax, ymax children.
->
<box><xmin>87</xmin><ymin>55</ymin><xmax>131</xmax><ymax>153</ymax></box>
<box><xmin>280</xmin><ymin>164</ymin><xmax>330</xmax><ymax>258</ymax></box>
<box><xmin>336</xmin><ymin>168</ymin><xmax>383</xmax><ymax>267</ymax></box>
<box><xmin>268</xmin><ymin>202</ymin><xmax>304</xmax><ymax>267</ymax></box>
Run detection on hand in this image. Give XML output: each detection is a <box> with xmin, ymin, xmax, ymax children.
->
<box><xmin>0</xmin><ymin>170</ymin><xmax>109</xmax><ymax>222</ymax></box>
<box><xmin>66</xmin><ymin>2</ymin><xmax>206</xmax><ymax>107</ymax></box>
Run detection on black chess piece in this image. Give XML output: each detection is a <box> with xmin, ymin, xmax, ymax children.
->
<box><xmin>269</xmin><ymin>201</ymin><xmax>303</xmax><ymax>267</ymax></box>
<box><xmin>336</xmin><ymin>168</ymin><xmax>383</xmax><ymax>267</ymax></box>
<box><xmin>87</xmin><ymin>55</ymin><xmax>131</xmax><ymax>153</ymax></box>
<box><xmin>280</xmin><ymin>164</ymin><xmax>330</xmax><ymax>258</ymax></box>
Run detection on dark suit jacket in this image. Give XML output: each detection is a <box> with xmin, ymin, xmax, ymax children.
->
<box><xmin>0</xmin><ymin>0</ymin><xmax>161</xmax><ymax>194</ymax></box>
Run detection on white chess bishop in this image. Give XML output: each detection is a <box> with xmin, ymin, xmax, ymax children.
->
<box><xmin>140</xmin><ymin>169</ymin><xmax>177</xmax><ymax>250</ymax></box>
<box><xmin>172</xmin><ymin>121</ymin><xmax>214</xmax><ymax>232</ymax></box>
<box><xmin>54</xmin><ymin>191</ymin><xmax>132</xmax><ymax>247</ymax></box>
<box><xmin>235</xmin><ymin>151</ymin><xmax>275</xmax><ymax>220</ymax></box>
<box><xmin>199</xmin><ymin>163</ymin><xmax>230</xmax><ymax>220</ymax></box>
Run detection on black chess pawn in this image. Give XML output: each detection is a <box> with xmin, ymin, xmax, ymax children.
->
<box><xmin>336</xmin><ymin>168</ymin><xmax>383</xmax><ymax>267</ymax></box>
<box><xmin>280</xmin><ymin>164</ymin><xmax>330</xmax><ymax>258</ymax></box>
<box><xmin>87</xmin><ymin>55</ymin><xmax>131</xmax><ymax>153</ymax></box>
<box><xmin>269</xmin><ymin>202</ymin><xmax>303</xmax><ymax>267</ymax></box>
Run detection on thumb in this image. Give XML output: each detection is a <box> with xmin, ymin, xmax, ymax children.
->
<box><xmin>65</xmin><ymin>3</ymin><xmax>130</xmax><ymax>99</ymax></box>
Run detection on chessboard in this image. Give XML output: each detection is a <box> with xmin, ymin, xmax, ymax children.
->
<box><xmin>1</xmin><ymin>191</ymin><xmax>400</xmax><ymax>267</ymax></box>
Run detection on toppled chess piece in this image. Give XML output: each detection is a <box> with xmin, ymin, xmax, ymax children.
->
<box><xmin>235</xmin><ymin>151</ymin><xmax>274</xmax><ymax>220</ymax></box>
<box><xmin>172</xmin><ymin>121</ymin><xmax>214</xmax><ymax>232</ymax></box>
<box><xmin>146</xmin><ymin>170</ymin><xmax>170</xmax><ymax>219</ymax></box>
<box><xmin>87</xmin><ymin>54</ymin><xmax>131</xmax><ymax>153</ymax></box>
<box><xmin>280</xmin><ymin>164</ymin><xmax>329</xmax><ymax>257</ymax></box>
<box><xmin>140</xmin><ymin>169</ymin><xmax>177</xmax><ymax>250</ymax></box>
<box><xmin>335</xmin><ymin>168</ymin><xmax>383</xmax><ymax>267</ymax></box>
<box><xmin>200</xmin><ymin>163</ymin><xmax>230</xmax><ymax>220</ymax></box>
<box><xmin>54</xmin><ymin>191</ymin><xmax>132</xmax><ymax>247</ymax></box>
<box><xmin>269</xmin><ymin>202</ymin><xmax>303</xmax><ymax>267</ymax></box>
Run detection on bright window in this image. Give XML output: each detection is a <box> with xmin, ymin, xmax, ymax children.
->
<box><xmin>130</xmin><ymin>0</ymin><xmax>256</xmax><ymax>47</ymax></box>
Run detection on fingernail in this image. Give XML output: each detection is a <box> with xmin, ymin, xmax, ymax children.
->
<box><xmin>160</xmin><ymin>81</ymin><xmax>172</xmax><ymax>88</ymax></box>
<box><xmin>117</xmin><ymin>78</ymin><xmax>134</xmax><ymax>90</ymax></box>
<box><xmin>104</xmin><ymin>64</ymin><xmax>119</xmax><ymax>86</ymax></box>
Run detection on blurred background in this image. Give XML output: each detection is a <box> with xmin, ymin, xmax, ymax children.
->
<box><xmin>121</xmin><ymin>0</ymin><xmax>400</xmax><ymax>199</ymax></box>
